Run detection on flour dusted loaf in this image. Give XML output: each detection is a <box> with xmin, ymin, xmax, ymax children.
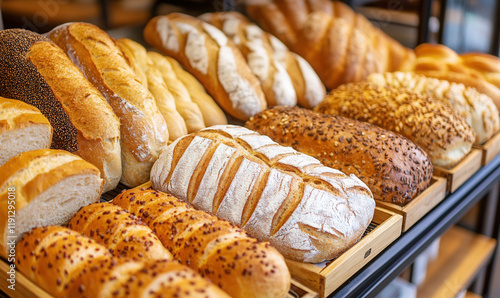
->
<box><xmin>143</xmin><ymin>13</ymin><xmax>267</xmax><ymax>121</ymax></box>
<box><xmin>47</xmin><ymin>23</ymin><xmax>169</xmax><ymax>187</ymax></box>
<box><xmin>0</xmin><ymin>96</ymin><xmax>52</xmax><ymax>166</ymax></box>
<box><xmin>16</xmin><ymin>226</ymin><xmax>229</xmax><ymax>298</ymax></box>
<box><xmin>368</xmin><ymin>72</ymin><xmax>500</xmax><ymax>144</ymax></box>
<box><xmin>150</xmin><ymin>124</ymin><xmax>375</xmax><ymax>262</ymax></box>
<box><xmin>113</xmin><ymin>188</ymin><xmax>291</xmax><ymax>298</ymax></box>
<box><xmin>0</xmin><ymin>149</ymin><xmax>103</xmax><ymax>258</ymax></box>
<box><xmin>246</xmin><ymin>107</ymin><xmax>433</xmax><ymax>205</ymax></box>
<box><xmin>0</xmin><ymin>29</ymin><xmax>121</xmax><ymax>192</ymax></box>
<box><xmin>315</xmin><ymin>82</ymin><xmax>476</xmax><ymax>167</ymax></box>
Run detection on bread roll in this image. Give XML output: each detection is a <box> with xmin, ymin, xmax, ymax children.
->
<box><xmin>246</xmin><ymin>106</ymin><xmax>433</xmax><ymax>205</ymax></box>
<box><xmin>150</xmin><ymin>124</ymin><xmax>375</xmax><ymax>262</ymax></box>
<box><xmin>143</xmin><ymin>13</ymin><xmax>267</xmax><ymax>121</ymax></box>
<box><xmin>16</xmin><ymin>226</ymin><xmax>229</xmax><ymax>298</ymax></box>
<box><xmin>0</xmin><ymin>149</ymin><xmax>103</xmax><ymax>258</ymax></box>
<box><xmin>47</xmin><ymin>23</ymin><xmax>169</xmax><ymax>187</ymax></box>
<box><xmin>68</xmin><ymin>202</ymin><xmax>173</xmax><ymax>262</ymax></box>
<box><xmin>113</xmin><ymin>188</ymin><xmax>291</xmax><ymax>298</ymax></box>
<box><xmin>315</xmin><ymin>82</ymin><xmax>477</xmax><ymax>167</ymax></box>
<box><xmin>0</xmin><ymin>96</ymin><xmax>52</xmax><ymax>166</ymax></box>
<box><xmin>0</xmin><ymin>29</ymin><xmax>121</xmax><ymax>192</ymax></box>
<box><xmin>368</xmin><ymin>72</ymin><xmax>500</xmax><ymax>144</ymax></box>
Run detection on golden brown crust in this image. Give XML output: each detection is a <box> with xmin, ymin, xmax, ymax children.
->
<box><xmin>0</xmin><ymin>96</ymin><xmax>51</xmax><ymax>134</ymax></box>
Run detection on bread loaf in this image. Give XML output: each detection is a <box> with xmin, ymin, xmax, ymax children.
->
<box><xmin>0</xmin><ymin>29</ymin><xmax>121</xmax><ymax>192</ymax></box>
<box><xmin>143</xmin><ymin>13</ymin><xmax>267</xmax><ymax>121</ymax></box>
<box><xmin>47</xmin><ymin>23</ymin><xmax>169</xmax><ymax>187</ymax></box>
<box><xmin>368</xmin><ymin>72</ymin><xmax>500</xmax><ymax>144</ymax></box>
<box><xmin>150</xmin><ymin>124</ymin><xmax>375</xmax><ymax>262</ymax></box>
<box><xmin>0</xmin><ymin>149</ymin><xmax>103</xmax><ymax>258</ymax></box>
<box><xmin>113</xmin><ymin>188</ymin><xmax>291</xmax><ymax>298</ymax></box>
<box><xmin>315</xmin><ymin>82</ymin><xmax>476</xmax><ymax>167</ymax></box>
<box><xmin>0</xmin><ymin>96</ymin><xmax>52</xmax><ymax>166</ymax></box>
<box><xmin>68</xmin><ymin>202</ymin><xmax>173</xmax><ymax>262</ymax></box>
<box><xmin>16</xmin><ymin>226</ymin><xmax>229</xmax><ymax>298</ymax></box>
<box><xmin>246</xmin><ymin>106</ymin><xmax>433</xmax><ymax>205</ymax></box>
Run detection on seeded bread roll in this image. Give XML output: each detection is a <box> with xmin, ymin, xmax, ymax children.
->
<box><xmin>16</xmin><ymin>226</ymin><xmax>229</xmax><ymax>298</ymax></box>
<box><xmin>246</xmin><ymin>106</ymin><xmax>434</xmax><ymax>205</ymax></box>
<box><xmin>315</xmin><ymin>82</ymin><xmax>477</xmax><ymax>167</ymax></box>
<box><xmin>68</xmin><ymin>202</ymin><xmax>173</xmax><ymax>262</ymax></box>
<box><xmin>143</xmin><ymin>13</ymin><xmax>267</xmax><ymax>121</ymax></box>
<box><xmin>0</xmin><ymin>96</ymin><xmax>52</xmax><ymax>166</ymax></box>
<box><xmin>112</xmin><ymin>188</ymin><xmax>291</xmax><ymax>298</ymax></box>
<box><xmin>0</xmin><ymin>29</ymin><xmax>121</xmax><ymax>192</ymax></box>
<box><xmin>368</xmin><ymin>72</ymin><xmax>500</xmax><ymax>144</ymax></box>
<box><xmin>0</xmin><ymin>149</ymin><xmax>103</xmax><ymax>258</ymax></box>
<box><xmin>150</xmin><ymin>125</ymin><xmax>375</xmax><ymax>262</ymax></box>
<box><xmin>47</xmin><ymin>23</ymin><xmax>169</xmax><ymax>187</ymax></box>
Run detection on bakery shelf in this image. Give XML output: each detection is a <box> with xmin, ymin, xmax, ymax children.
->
<box><xmin>473</xmin><ymin>131</ymin><xmax>500</xmax><ymax>166</ymax></box>
<box><xmin>289</xmin><ymin>279</ymin><xmax>319</xmax><ymax>298</ymax></box>
<box><xmin>416</xmin><ymin>226</ymin><xmax>496</xmax><ymax>297</ymax></box>
<box><xmin>434</xmin><ymin>149</ymin><xmax>482</xmax><ymax>193</ymax></box>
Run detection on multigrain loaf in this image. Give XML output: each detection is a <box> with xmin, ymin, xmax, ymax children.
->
<box><xmin>113</xmin><ymin>188</ymin><xmax>291</xmax><ymax>298</ymax></box>
<box><xmin>0</xmin><ymin>29</ymin><xmax>121</xmax><ymax>192</ymax></box>
<box><xmin>0</xmin><ymin>149</ymin><xmax>103</xmax><ymax>258</ymax></box>
<box><xmin>315</xmin><ymin>82</ymin><xmax>476</xmax><ymax>167</ymax></box>
<box><xmin>16</xmin><ymin>226</ymin><xmax>229</xmax><ymax>298</ymax></box>
<box><xmin>143</xmin><ymin>13</ymin><xmax>267</xmax><ymax>121</ymax></box>
<box><xmin>246</xmin><ymin>107</ymin><xmax>433</xmax><ymax>205</ymax></box>
<box><xmin>368</xmin><ymin>72</ymin><xmax>500</xmax><ymax>144</ymax></box>
<box><xmin>47</xmin><ymin>23</ymin><xmax>169</xmax><ymax>187</ymax></box>
<box><xmin>150</xmin><ymin>125</ymin><xmax>375</xmax><ymax>263</ymax></box>
<box><xmin>68</xmin><ymin>202</ymin><xmax>173</xmax><ymax>262</ymax></box>
<box><xmin>0</xmin><ymin>96</ymin><xmax>52</xmax><ymax>166</ymax></box>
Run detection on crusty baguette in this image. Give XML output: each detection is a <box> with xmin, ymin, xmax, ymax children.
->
<box><xmin>68</xmin><ymin>202</ymin><xmax>173</xmax><ymax>262</ymax></box>
<box><xmin>113</xmin><ymin>188</ymin><xmax>291</xmax><ymax>298</ymax></box>
<box><xmin>0</xmin><ymin>149</ymin><xmax>103</xmax><ymax>258</ymax></box>
<box><xmin>150</xmin><ymin>124</ymin><xmax>375</xmax><ymax>263</ymax></box>
<box><xmin>246</xmin><ymin>106</ymin><xmax>434</xmax><ymax>205</ymax></box>
<box><xmin>16</xmin><ymin>226</ymin><xmax>229</xmax><ymax>298</ymax></box>
<box><xmin>368</xmin><ymin>72</ymin><xmax>500</xmax><ymax>144</ymax></box>
<box><xmin>143</xmin><ymin>13</ymin><xmax>267</xmax><ymax>121</ymax></box>
<box><xmin>0</xmin><ymin>29</ymin><xmax>121</xmax><ymax>192</ymax></box>
<box><xmin>0</xmin><ymin>96</ymin><xmax>52</xmax><ymax>166</ymax></box>
<box><xmin>315</xmin><ymin>82</ymin><xmax>477</xmax><ymax>167</ymax></box>
<box><xmin>47</xmin><ymin>23</ymin><xmax>169</xmax><ymax>187</ymax></box>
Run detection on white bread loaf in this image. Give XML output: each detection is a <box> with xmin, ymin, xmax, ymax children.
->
<box><xmin>0</xmin><ymin>96</ymin><xmax>52</xmax><ymax>166</ymax></box>
<box><xmin>47</xmin><ymin>23</ymin><xmax>169</xmax><ymax>187</ymax></box>
<box><xmin>143</xmin><ymin>13</ymin><xmax>267</xmax><ymax>121</ymax></box>
<box><xmin>113</xmin><ymin>188</ymin><xmax>291</xmax><ymax>298</ymax></box>
<box><xmin>0</xmin><ymin>29</ymin><xmax>121</xmax><ymax>192</ymax></box>
<box><xmin>0</xmin><ymin>149</ymin><xmax>103</xmax><ymax>258</ymax></box>
<box><xmin>150</xmin><ymin>125</ymin><xmax>375</xmax><ymax>263</ymax></box>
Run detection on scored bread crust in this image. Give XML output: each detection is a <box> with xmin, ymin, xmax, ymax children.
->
<box><xmin>150</xmin><ymin>125</ymin><xmax>375</xmax><ymax>263</ymax></box>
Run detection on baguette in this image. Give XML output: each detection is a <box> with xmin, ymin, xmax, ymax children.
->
<box><xmin>0</xmin><ymin>149</ymin><xmax>103</xmax><ymax>258</ymax></box>
<box><xmin>150</xmin><ymin>124</ymin><xmax>375</xmax><ymax>263</ymax></box>
<box><xmin>113</xmin><ymin>188</ymin><xmax>291</xmax><ymax>298</ymax></box>
<box><xmin>47</xmin><ymin>23</ymin><xmax>169</xmax><ymax>187</ymax></box>
<box><xmin>0</xmin><ymin>96</ymin><xmax>52</xmax><ymax>166</ymax></box>
<box><xmin>0</xmin><ymin>29</ymin><xmax>121</xmax><ymax>192</ymax></box>
<box><xmin>143</xmin><ymin>13</ymin><xmax>267</xmax><ymax>121</ymax></box>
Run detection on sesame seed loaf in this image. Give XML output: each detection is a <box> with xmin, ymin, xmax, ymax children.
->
<box><xmin>315</xmin><ymin>82</ymin><xmax>477</xmax><ymax>168</ymax></box>
<box><xmin>149</xmin><ymin>124</ymin><xmax>375</xmax><ymax>263</ymax></box>
<box><xmin>16</xmin><ymin>226</ymin><xmax>229</xmax><ymax>298</ymax></box>
<box><xmin>0</xmin><ymin>96</ymin><xmax>52</xmax><ymax>166</ymax></box>
<box><xmin>246</xmin><ymin>106</ymin><xmax>434</xmax><ymax>205</ymax></box>
<box><xmin>0</xmin><ymin>29</ymin><xmax>121</xmax><ymax>192</ymax></box>
<box><xmin>68</xmin><ymin>202</ymin><xmax>173</xmax><ymax>262</ymax></box>
<box><xmin>112</xmin><ymin>188</ymin><xmax>291</xmax><ymax>298</ymax></box>
<box><xmin>0</xmin><ymin>149</ymin><xmax>103</xmax><ymax>258</ymax></box>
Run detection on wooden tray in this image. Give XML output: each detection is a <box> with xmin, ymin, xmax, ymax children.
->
<box><xmin>289</xmin><ymin>279</ymin><xmax>319</xmax><ymax>298</ymax></box>
<box><xmin>473</xmin><ymin>131</ymin><xmax>500</xmax><ymax>166</ymax></box>
<box><xmin>284</xmin><ymin>207</ymin><xmax>403</xmax><ymax>298</ymax></box>
<box><xmin>376</xmin><ymin>177</ymin><xmax>447</xmax><ymax>231</ymax></box>
<box><xmin>433</xmin><ymin>149</ymin><xmax>482</xmax><ymax>193</ymax></box>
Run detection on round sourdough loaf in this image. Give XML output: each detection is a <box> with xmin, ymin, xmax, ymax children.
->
<box><xmin>246</xmin><ymin>106</ymin><xmax>433</xmax><ymax>205</ymax></box>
